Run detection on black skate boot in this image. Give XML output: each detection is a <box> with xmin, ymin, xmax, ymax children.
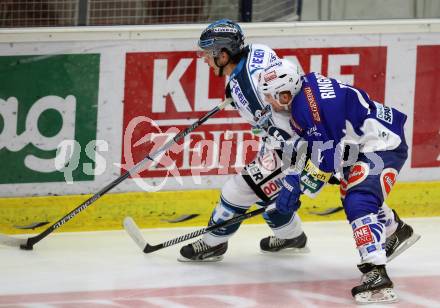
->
<box><xmin>352</xmin><ymin>263</ymin><xmax>398</xmax><ymax>304</ymax></box>
<box><xmin>178</xmin><ymin>239</ymin><xmax>228</xmax><ymax>262</ymax></box>
<box><xmin>386</xmin><ymin>210</ymin><xmax>421</xmax><ymax>262</ymax></box>
<box><xmin>260</xmin><ymin>232</ymin><xmax>309</xmax><ymax>253</ymax></box>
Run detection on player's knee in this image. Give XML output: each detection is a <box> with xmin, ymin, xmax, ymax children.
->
<box><xmin>209</xmin><ymin>196</ymin><xmax>247</xmax><ymax>236</ymax></box>
<box><xmin>221</xmin><ymin>175</ymin><xmax>256</xmax><ymax>206</ymax></box>
<box><xmin>343</xmin><ymin>191</ymin><xmax>381</xmax><ymax>222</ymax></box>
<box><xmin>212</xmin><ymin>194</ymin><xmax>249</xmax><ymax>222</ymax></box>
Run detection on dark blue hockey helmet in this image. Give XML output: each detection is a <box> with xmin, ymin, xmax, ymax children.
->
<box><xmin>198</xmin><ymin>19</ymin><xmax>245</xmax><ymax>58</ymax></box>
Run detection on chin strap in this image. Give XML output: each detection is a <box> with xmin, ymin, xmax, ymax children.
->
<box><xmin>214</xmin><ymin>56</ymin><xmax>231</xmax><ymax>77</ymax></box>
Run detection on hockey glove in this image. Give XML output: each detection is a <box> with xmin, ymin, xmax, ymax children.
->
<box><xmin>276</xmin><ymin>174</ymin><xmax>301</xmax><ymax>214</ymax></box>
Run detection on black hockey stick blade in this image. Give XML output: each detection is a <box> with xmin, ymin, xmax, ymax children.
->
<box><xmin>309</xmin><ymin>206</ymin><xmax>344</xmax><ymax>216</ymax></box>
<box><xmin>161</xmin><ymin>214</ymin><xmax>199</xmax><ymax>223</ymax></box>
<box><xmin>13</xmin><ymin>221</ymin><xmax>50</xmax><ymax>230</ymax></box>
<box><xmin>143</xmin><ymin>243</ymin><xmax>162</xmax><ymax>254</ymax></box>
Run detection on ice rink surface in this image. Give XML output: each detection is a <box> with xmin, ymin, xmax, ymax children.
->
<box><xmin>1</xmin><ymin>217</ymin><xmax>439</xmax><ymax>307</ymax></box>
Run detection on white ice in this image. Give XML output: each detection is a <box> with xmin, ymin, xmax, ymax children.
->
<box><xmin>1</xmin><ymin>217</ymin><xmax>439</xmax><ymax>307</ymax></box>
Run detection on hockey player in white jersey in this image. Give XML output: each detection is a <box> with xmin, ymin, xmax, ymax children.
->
<box><xmin>179</xmin><ymin>19</ymin><xmax>323</xmax><ymax>262</ymax></box>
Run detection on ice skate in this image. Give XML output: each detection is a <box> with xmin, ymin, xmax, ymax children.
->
<box><xmin>352</xmin><ymin>264</ymin><xmax>398</xmax><ymax>304</ymax></box>
<box><xmin>178</xmin><ymin>239</ymin><xmax>228</xmax><ymax>262</ymax></box>
<box><xmin>260</xmin><ymin>232</ymin><xmax>309</xmax><ymax>253</ymax></box>
<box><xmin>386</xmin><ymin>210</ymin><xmax>421</xmax><ymax>262</ymax></box>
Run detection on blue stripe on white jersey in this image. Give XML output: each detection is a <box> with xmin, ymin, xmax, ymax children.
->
<box><xmin>228</xmin><ymin>44</ymin><xmax>279</xmax><ymax>127</ymax></box>
<box><xmin>245</xmin><ymin>46</ymin><xmax>275</xmax><ymax>126</ymax></box>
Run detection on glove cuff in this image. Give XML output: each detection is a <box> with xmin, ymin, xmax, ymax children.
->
<box><xmin>282</xmin><ymin>178</ymin><xmax>295</xmax><ymax>192</ymax></box>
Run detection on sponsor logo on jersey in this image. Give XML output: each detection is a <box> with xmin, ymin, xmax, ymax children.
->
<box><xmin>353</xmin><ymin>225</ymin><xmax>374</xmax><ymax>247</ymax></box>
<box><xmin>304</xmin><ymin>160</ymin><xmax>332</xmax><ymax>182</ymax></box>
<box><xmin>269</xmin><ymin>53</ymin><xmax>278</xmax><ymax>64</ymax></box>
<box><xmin>250</xmin><ymin>49</ymin><xmax>265</xmax><ymax>68</ymax></box>
<box><xmin>230</xmin><ymin>79</ymin><xmax>249</xmax><ymax>107</ymax></box>
<box><xmin>304</xmin><ymin>86</ymin><xmax>321</xmax><ymax>123</ymax></box>
<box><xmin>378</xmin><ymin>130</ymin><xmax>390</xmax><ymax>139</ymax></box>
<box><xmin>300</xmin><ymin>175</ymin><xmax>319</xmax><ymax>190</ymax></box>
<box><xmin>264</xmin><ymin>70</ymin><xmax>277</xmax><ymax>83</ymax></box>
<box><xmin>306</xmin><ymin>125</ymin><xmax>322</xmax><ymax>137</ymax></box>
<box><xmin>257</xmin><ymin>150</ymin><xmax>278</xmax><ymax>172</ymax></box>
<box><xmin>375</xmin><ymin>103</ymin><xmax>393</xmax><ymax>124</ymax></box>
<box><xmin>380</xmin><ymin>168</ymin><xmax>398</xmax><ymax>199</ymax></box>
<box><xmin>347</xmin><ymin>162</ymin><xmax>369</xmax><ymax>189</ymax></box>
<box><xmin>264</xmin><ymin>60</ymin><xmax>282</xmax><ymax>71</ymax></box>
<box><xmin>261</xmin><ymin>176</ymin><xmax>284</xmax><ymax>197</ymax></box>
<box><xmin>340</xmin><ymin>178</ymin><xmax>348</xmax><ymax>199</ymax></box>
<box><xmin>245</xmin><ymin>161</ymin><xmax>264</xmax><ymax>183</ymax></box>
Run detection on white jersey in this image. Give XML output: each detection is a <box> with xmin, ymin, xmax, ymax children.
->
<box><xmin>227</xmin><ymin>44</ymin><xmax>295</xmax><ymax>141</ymax></box>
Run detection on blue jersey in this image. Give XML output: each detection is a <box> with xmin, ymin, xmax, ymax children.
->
<box><xmin>290</xmin><ymin>72</ymin><xmax>407</xmax><ymax>173</ymax></box>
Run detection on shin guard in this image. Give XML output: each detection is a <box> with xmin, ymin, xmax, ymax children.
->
<box><xmin>351</xmin><ymin>214</ymin><xmax>387</xmax><ymax>265</ymax></box>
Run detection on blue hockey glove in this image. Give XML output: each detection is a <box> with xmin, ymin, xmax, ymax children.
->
<box><xmin>276</xmin><ymin>174</ymin><xmax>301</xmax><ymax>214</ymax></box>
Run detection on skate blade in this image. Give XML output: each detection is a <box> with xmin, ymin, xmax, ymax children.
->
<box><xmin>260</xmin><ymin>246</ymin><xmax>310</xmax><ymax>254</ymax></box>
<box><xmin>387</xmin><ymin>233</ymin><xmax>421</xmax><ymax>262</ymax></box>
<box><xmin>354</xmin><ymin>288</ymin><xmax>398</xmax><ymax>304</ymax></box>
<box><xmin>177</xmin><ymin>255</ymin><xmax>224</xmax><ymax>263</ymax></box>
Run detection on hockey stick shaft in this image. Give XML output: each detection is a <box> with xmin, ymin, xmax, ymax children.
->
<box><xmin>13</xmin><ymin>99</ymin><xmax>233</xmax><ymax>250</ymax></box>
<box><xmin>141</xmin><ymin>207</ymin><xmax>268</xmax><ymax>253</ymax></box>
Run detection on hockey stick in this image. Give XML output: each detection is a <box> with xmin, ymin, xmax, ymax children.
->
<box><xmin>123</xmin><ymin>206</ymin><xmax>269</xmax><ymax>253</ymax></box>
<box><xmin>0</xmin><ymin>98</ymin><xmax>233</xmax><ymax>250</ymax></box>
<box><xmin>308</xmin><ymin>205</ymin><xmax>344</xmax><ymax>216</ymax></box>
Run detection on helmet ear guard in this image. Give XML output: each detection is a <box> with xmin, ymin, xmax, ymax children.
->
<box><xmin>259</xmin><ymin>59</ymin><xmax>303</xmax><ymax>110</ymax></box>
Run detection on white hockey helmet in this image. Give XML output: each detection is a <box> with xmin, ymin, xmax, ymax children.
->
<box><xmin>259</xmin><ymin>59</ymin><xmax>303</xmax><ymax>109</ymax></box>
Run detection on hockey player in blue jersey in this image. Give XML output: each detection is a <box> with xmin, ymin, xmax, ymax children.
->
<box><xmin>260</xmin><ymin>59</ymin><xmax>421</xmax><ymax>304</ymax></box>
<box><xmin>179</xmin><ymin>19</ymin><xmax>323</xmax><ymax>262</ymax></box>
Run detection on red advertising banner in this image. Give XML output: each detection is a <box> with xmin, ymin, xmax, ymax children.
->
<box><xmin>412</xmin><ymin>45</ymin><xmax>440</xmax><ymax>168</ymax></box>
<box><xmin>122</xmin><ymin>47</ymin><xmax>387</xmax><ymax>178</ymax></box>
<box><xmin>277</xmin><ymin>47</ymin><xmax>386</xmax><ymax>102</ymax></box>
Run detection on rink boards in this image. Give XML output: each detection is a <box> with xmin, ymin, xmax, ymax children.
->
<box><xmin>1</xmin><ymin>181</ymin><xmax>439</xmax><ymax>234</ymax></box>
<box><xmin>1</xmin><ymin>20</ymin><xmax>440</xmax><ymax>198</ymax></box>
<box><xmin>1</xmin><ymin>20</ymin><xmax>440</xmax><ymax>234</ymax></box>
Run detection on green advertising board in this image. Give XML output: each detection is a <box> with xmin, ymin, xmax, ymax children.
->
<box><xmin>0</xmin><ymin>54</ymin><xmax>100</xmax><ymax>184</ymax></box>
